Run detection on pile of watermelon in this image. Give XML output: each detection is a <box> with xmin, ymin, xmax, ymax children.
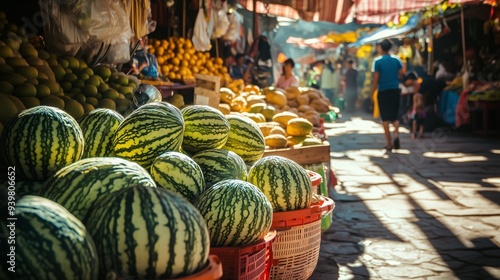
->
<box><xmin>0</xmin><ymin>103</ymin><xmax>314</xmax><ymax>279</ymax></box>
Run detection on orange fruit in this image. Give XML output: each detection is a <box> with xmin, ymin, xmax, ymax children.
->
<box><xmin>156</xmin><ymin>47</ymin><xmax>165</xmax><ymax>56</ymax></box>
<box><xmin>157</xmin><ymin>56</ymin><xmax>165</xmax><ymax>65</ymax></box>
<box><xmin>175</xmin><ymin>73</ymin><xmax>181</xmax><ymax>80</ymax></box>
<box><xmin>153</xmin><ymin>40</ymin><xmax>161</xmax><ymax>47</ymax></box>
<box><xmin>171</xmin><ymin>57</ymin><xmax>180</xmax><ymax>66</ymax></box>
<box><xmin>181</xmin><ymin>60</ymin><xmax>189</xmax><ymax>68</ymax></box>
<box><xmin>168</xmin><ymin>72</ymin><xmax>176</xmax><ymax>80</ymax></box>
<box><xmin>215</xmin><ymin>57</ymin><xmax>223</xmax><ymax>66</ymax></box>
<box><xmin>161</xmin><ymin>65</ymin><xmax>169</xmax><ymax>74</ymax></box>
<box><xmin>184</xmin><ymin>40</ymin><xmax>193</xmax><ymax>49</ymax></box>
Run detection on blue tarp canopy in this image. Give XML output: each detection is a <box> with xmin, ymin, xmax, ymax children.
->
<box><xmin>350</xmin><ymin>15</ymin><xmax>420</xmax><ymax>47</ymax></box>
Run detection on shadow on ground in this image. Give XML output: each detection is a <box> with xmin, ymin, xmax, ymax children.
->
<box><xmin>311</xmin><ymin>112</ymin><xmax>500</xmax><ymax>279</ymax></box>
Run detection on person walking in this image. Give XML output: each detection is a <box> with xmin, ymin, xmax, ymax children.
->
<box><xmin>342</xmin><ymin>59</ymin><xmax>358</xmax><ymax>113</ymax></box>
<box><xmin>320</xmin><ymin>59</ymin><xmax>336</xmax><ymax>105</ymax></box>
<box><xmin>371</xmin><ymin>39</ymin><xmax>404</xmax><ymax>151</ymax></box>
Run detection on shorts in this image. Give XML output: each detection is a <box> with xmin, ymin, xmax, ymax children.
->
<box><xmin>412</xmin><ymin>111</ymin><xmax>426</xmax><ymax>126</ymax></box>
<box><xmin>377</xmin><ymin>88</ymin><xmax>401</xmax><ymax>122</ymax></box>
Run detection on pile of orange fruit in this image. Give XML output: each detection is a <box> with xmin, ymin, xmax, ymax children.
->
<box><xmin>147</xmin><ymin>37</ymin><xmax>231</xmax><ymax>84</ymax></box>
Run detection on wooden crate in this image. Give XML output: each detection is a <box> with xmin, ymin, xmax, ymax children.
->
<box><xmin>262</xmin><ymin>142</ymin><xmax>330</xmax><ymax>165</ymax></box>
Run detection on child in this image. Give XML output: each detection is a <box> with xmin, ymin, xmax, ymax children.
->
<box><xmin>411</xmin><ymin>92</ymin><xmax>425</xmax><ymax>139</ymax></box>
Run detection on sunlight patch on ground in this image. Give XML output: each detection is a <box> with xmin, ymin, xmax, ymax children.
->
<box><xmin>482</xmin><ymin>177</ymin><xmax>500</xmax><ymax>185</ymax></box>
<box><xmin>491</xmin><ymin>149</ymin><xmax>500</xmax><ymax>155</ymax></box>
<box><xmin>423</xmin><ymin>152</ymin><xmax>466</xmax><ymax>158</ymax></box>
<box><xmin>392</xmin><ymin>149</ymin><xmax>411</xmax><ymax>155</ymax></box>
<box><xmin>435</xmin><ymin>181</ymin><xmax>483</xmax><ymax>188</ymax></box>
<box><xmin>448</xmin><ymin>156</ymin><xmax>488</xmax><ymax>163</ymax></box>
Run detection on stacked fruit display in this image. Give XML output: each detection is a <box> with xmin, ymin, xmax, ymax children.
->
<box><xmin>0</xmin><ymin>103</ymin><xmax>317</xmax><ymax>279</ymax></box>
<box><xmin>0</xmin><ymin>14</ymin><xmax>139</xmax><ymax>133</ymax></box>
<box><xmin>146</xmin><ymin>37</ymin><xmax>231</xmax><ymax>85</ymax></box>
<box><xmin>217</xmin><ymin>83</ymin><xmax>330</xmax><ymax>148</ymax></box>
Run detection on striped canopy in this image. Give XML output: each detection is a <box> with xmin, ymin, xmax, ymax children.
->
<box><xmin>239</xmin><ymin>0</ymin><xmax>493</xmax><ymax>24</ymax></box>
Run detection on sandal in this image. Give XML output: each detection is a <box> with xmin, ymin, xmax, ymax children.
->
<box><xmin>393</xmin><ymin>138</ymin><xmax>400</xmax><ymax>149</ymax></box>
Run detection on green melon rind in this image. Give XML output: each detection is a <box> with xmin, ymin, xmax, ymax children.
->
<box><xmin>181</xmin><ymin>105</ymin><xmax>230</xmax><ymax>154</ymax></box>
<box><xmin>39</xmin><ymin>157</ymin><xmax>156</xmax><ymax>222</ymax></box>
<box><xmin>247</xmin><ymin>155</ymin><xmax>312</xmax><ymax>212</ymax></box>
<box><xmin>113</xmin><ymin>102</ymin><xmax>184</xmax><ymax>167</ymax></box>
<box><xmin>150</xmin><ymin>151</ymin><xmax>206</xmax><ymax>203</ymax></box>
<box><xmin>79</xmin><ymin>108</ymin><xmax>124</xmax><ymax>158</ymax></box>
<box><xmin>0</xmin><ymin>195</ymin><xmax>98</xmax><ymax>280</ymax></box>
<box><xmin>85</xmin><ymin>185</ymin><xmax>210</xmax><ymax>279</ymax></box>
<box><xmin>0</xmin><ymin>106</ymin><xmax>84</xmax><ymax>181</ymax></box>
<box><xmin>194</xmin><ymin>179</ymin><xmax>272</xmax><ymax>247</ymax></box>
<box><xmin>222</xmin><ymin>114</ymin><xmax>265</xmax><ymax>164</ymax></box>
<box><xmin>191</xmin><ymin>149</ymin><xmax>247</xmax><ymax>187</ymax></box>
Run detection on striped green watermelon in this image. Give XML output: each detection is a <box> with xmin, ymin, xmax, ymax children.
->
<box><xmin>194</xmin><ymin>179</ymin><xmax>272</xmax><ymax>247</ymax></box>
<box><xmin>113</xmin><ymin>102</ymin><xmax>184</xmax><ymax>167</ymax></box>
<box><xmin>0</xmin><ymin>106</ymin><xmax>84</xmax><ymax>181</ymax></box>
<box><xmin>181</xmin><ymin>105</ymin><xmax>230</xmax><ymax>153</ymax></box>
<box><xmin>0</xmin><ymin>195</ymin><xmax>98</xmax><ymax>279</ymax></box>
<box><xmin>150</xmin><ymin>151</ymin><xmax>205</xmax><ymax>203</ymax></box>
<box><xmin>79</xmin><ymin>108</ymin><xmax>124</xmax><ymax>158</ymax></box>
<box><xmin>86</xmin><ymin>185</ymin><xmax>210</xmax><ymax>279</ymax></box>
<box><xmin>222</xmin><ymin>114</ymin><xmax>265</xmax><ymax>164</ymax></box>
<box><xmin>192</xmin><ymin>149</ymin><xmax>247</xmax><ymax>187</ymax></box>
<box><xmin>247</xmin><ymin>155</ymin><xmax>312</xmax><ymax>212</ymax></box>
<box><xmin>39</xmin><ymin>157</ymin><xmax>156</xmax><ymax>222</ymax></box>
<box><xmin>0</xmin><ymin>180</ymin><xmax>45</xmax><ymax>198</ymax></box>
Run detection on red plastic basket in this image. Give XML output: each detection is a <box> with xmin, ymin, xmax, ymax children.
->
<box><xmin>210</xmin><ymin>231</ymin><xmax>276</xmax><ymax>280</ymax></box>
<box><xmin>176</xmin><ymin>255</ymin><xmax>223</xmax><ymax>280</ymax></box>
<box><xmin>271</xmin><ymin>197</ymin><xmax>335</xmax><ymax>229</ymax></box>
<box><xmin>307</xmin><ymin>170</ymin><xmax>322</xmax><ymax>187</ymax></box>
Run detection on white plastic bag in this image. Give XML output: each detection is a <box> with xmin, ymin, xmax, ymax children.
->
<box><xmin>211</xmin><ymin>1</ymin><xmax>230</xmax><ymax>39</ymax></box>
<box><xmin>223</xmin><ymin>10</ymin><xmax>243</xmax><ymax>42</ymax></box>
<box><xmin>192</xmin><ymin>0</ymin><xmax>214</xmax><ymax>52</ymax></box>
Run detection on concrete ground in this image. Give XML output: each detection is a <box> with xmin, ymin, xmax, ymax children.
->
<box><xmin>310</xmin><ymin>113</ymin><xmax>500</xmax><ymax>280</ymax></box>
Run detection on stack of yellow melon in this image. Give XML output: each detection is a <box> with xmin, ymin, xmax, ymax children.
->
<box><xmin>215</xmin><ymin>84</ymin><xmax>326</xmax><ymax>149</ymax></box>
<box><xmin>146</xmin><ymin>37</ymin><xmax>231</xmax><ymax>84</ymax></box>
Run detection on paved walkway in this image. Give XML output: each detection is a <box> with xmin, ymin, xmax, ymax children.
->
<box><xmin>311</xmin><ymin>113</ymin><xmax>500</xmax><ymax>280</ymax></box>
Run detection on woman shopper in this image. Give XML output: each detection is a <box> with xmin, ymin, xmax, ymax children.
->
<box><xmin>276</xmin><ymin>58</ymin><xmax>299</xmax><ymax>89</ymax></box>
<box><xmin>371</xmin><ymin>39</ymin><xmax>404</xmax><ymax>151</ymax></box>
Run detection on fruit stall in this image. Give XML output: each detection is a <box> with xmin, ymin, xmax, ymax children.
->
<box><xmin>0</xmin><ymin>1</ymin><xmax>336</xmax><ymax>279</ymax></box>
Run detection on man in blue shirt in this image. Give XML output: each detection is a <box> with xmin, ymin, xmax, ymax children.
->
<box><xmin>371</xmin><ymin>39</ymin><xmax>404</xmax><ymax>151</ymax></box>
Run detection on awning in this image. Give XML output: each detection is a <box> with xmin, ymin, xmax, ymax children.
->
<box><xmin>238</xmin><ymin>0</ymin><xmax>355</xmax><ymax>24</ymax></box>
<box><xmin>353</xmin><ymin>0</ymin><xmax>494</xmax><ymax>24</ymax></box>
<box><xmin>350</xmin><ymin>14</ymin><xmax>420</xmax><ymax>46</ymax></box>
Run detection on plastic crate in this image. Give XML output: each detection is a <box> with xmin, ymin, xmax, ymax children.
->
<box><xmin>271</xmin><ymin>197</ymin><xmax>335</xmax><ymax>229</ymax></box>
<box><xmin>307</xmin><ymin>170</ymin><xmax>323</xmax><ymax>195</ymax></box>
<box><xmin>270</xmin><ymin>219</ymin><xmax>322</xmax><ymax>280</ymax></box>
<box><xmin>210</xmin><ymin>231</ymin><xmax>276</xmax><ymax>280</ymax></box>
<box><xmin>177</xmin><ymin>255</ymin><xmax>223</xmax><ymax>280</ymax></box>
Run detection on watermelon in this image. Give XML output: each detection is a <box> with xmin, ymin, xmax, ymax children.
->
<box><xmin>113</xmin><ymin>102</ymin><xmax>184</xmax><ymax>167</ymax></box>
<box><xmin>194</xmin><ymin>179</ymin><xmax>273</xmax><ymax>247</ymax></box>
<box><xmin>39</xmin><ymin>157</ymin><xmax>156</xmax><ymax>222</ymax></box>
<box><xmin>0</xmin><ymin>195</ymin><xmax>98</xmax><ymax>279</ymax></box>
<box><xmin>181</xmin><ymin>105</ymin><xmax>230</xmax><ymax>153</ymax></box>
<box><xmin>192</xmin><ymin>149</ymin><xmax>247</xmax><ymax>187</ymax></box>
<box><xmin>79</xmin><ymin>108</ymin><xmax>124</xmax><ymax>158</ymax></box>
<box><xmin>247</xmin><ymin>156</ymin><xmax>312</xmax><ymax>212</ymax></box>
<box><xmin>86</xmin><ymin>185</ymin><xmax>210</xmax><ymax>279</ymax></box>
<box><xmin>0</xmin><ymin>180</ymin><xmax>45</xmax><ymax>198</ymax></box>
<box><xmin>150</xmin><ymin>151</ymin><xmax>206</xmax><ymax>203</ymax></box>
<box><xmin>0</xmin><ymin>106</ymin><xmax>84</xmax><ymax>181</ymax></box>
<box><xmin>222</xmin><ymin>114</ymin><xmax>265</xmax><ymax>164</ymax></box>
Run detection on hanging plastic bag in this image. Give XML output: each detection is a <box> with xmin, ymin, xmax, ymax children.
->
<box><xmin>223</xmin><ymin>10</ymin><xmax>243</xmax><ymax>42</ymax></box>
<box><xmin>192</xmin><ymin>0</ymin><xmax>214</xmax><ymax>52</ymax></box>
<box><xmin>211</xmin><ymin>1</ymin><xmax>230</xmax><ymax>39</ymax></box>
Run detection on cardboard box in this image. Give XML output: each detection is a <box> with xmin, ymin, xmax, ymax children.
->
<box><xmin>263</xmin><ymin>141</ymin><xmax>330</xmax><ymax>165</ymax></box>
<box><xmin>194</xmin><ymin>74</ymin><xmax>220</xmax><ymax>108</ymax></box>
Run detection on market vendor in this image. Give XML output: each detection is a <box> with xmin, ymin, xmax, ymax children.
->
<box><xmin>229</xmin><ymin>53</ymin><xmax>247</xmax><ymax>80</ymax></box>
<box><xmin>276</xmin><ymin>58</ymin><xmax>299</xmax><ymax>89</ymax></box>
